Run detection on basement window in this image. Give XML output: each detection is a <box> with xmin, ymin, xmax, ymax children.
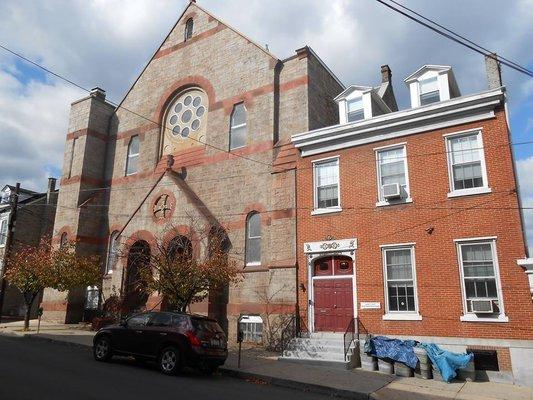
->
<box><xmin>239</xmin><ymin>315</ymin><xmax>263</xmax><ymax>343</ymax></box>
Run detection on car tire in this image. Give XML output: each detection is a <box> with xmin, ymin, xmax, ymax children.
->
<box><xmin>159</xmin><ymin>346</ymin><xmax>182</xmax><ymax>375</ymax></box>
<box><xmin>93</xmin><ymin>336</ymin><xmax>113</xmax><ymax>362</ymax></box>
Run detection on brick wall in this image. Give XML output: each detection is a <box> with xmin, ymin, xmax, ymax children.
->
<box><xmin>296</xmin><ymin>109</ymin><xmax>533</xmax><ymax>340</ymax></box>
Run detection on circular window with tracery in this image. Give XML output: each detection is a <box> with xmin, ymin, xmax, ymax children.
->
<box><xmin>162</xmin><ymin>88</ymin><xmax>208</xmax><ymax>155</ymax></box>
<box><xmin>152</xmin><ymin>193</ymin><xmax>175</xmax><ymax>223</ymax></box>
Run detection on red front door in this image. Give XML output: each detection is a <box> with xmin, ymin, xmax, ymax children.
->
<box><xmin>312</xmin><ymin>256</ymin><xmax>354</xmax><ymax>332</ymax></box>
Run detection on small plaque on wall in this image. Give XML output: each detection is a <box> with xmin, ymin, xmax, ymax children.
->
<box><xmin>360</xmin><ymin>302</ymin><xmax>381</xmax><ymax>309</ymax></box>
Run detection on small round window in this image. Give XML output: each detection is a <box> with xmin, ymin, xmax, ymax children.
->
<box><xmin>165</xmin><ymin>89</ymin><xmax>207</xmax><ymax>140</ymax></box>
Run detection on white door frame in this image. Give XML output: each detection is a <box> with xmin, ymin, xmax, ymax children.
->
<box><xmin>304</xmin><ymin>238</ymin><xmax>357</xmax><ymax>333</ymax></box>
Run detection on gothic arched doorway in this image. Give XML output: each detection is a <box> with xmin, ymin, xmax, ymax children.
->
<box><xmin>124</xmin><ymin>240</ymin><xmax>151</xmax><ymax>314</ymax></box>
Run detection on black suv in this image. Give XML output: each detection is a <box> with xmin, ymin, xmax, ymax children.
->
<box><xmin>93</xmin><ymin>311</ymin><xmax>227</xmax><ymax>375</ymax></box>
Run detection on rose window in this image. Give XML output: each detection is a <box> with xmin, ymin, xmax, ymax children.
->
<box><xmin>165</xmin><ymin>89</ymin><xmax>207</xmax><ymax>139</ymax></box>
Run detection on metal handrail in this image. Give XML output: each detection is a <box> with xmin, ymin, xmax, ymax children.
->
<box><xmin>343</xmin><ymin>317</ymin><xmax>358</xmax><ymax>361</ymax></box>
<box><xmin>279</xmin><ymin>314</ymin><xmax>307</xmax><ymax>354</ymax></box>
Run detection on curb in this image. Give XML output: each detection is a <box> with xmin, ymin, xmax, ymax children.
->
<box><xmin>219</xmin><ymin>367</ymin><xmax>370</xmax><ymax>400</ymax></box>
<box><xmin>0</xmin><ymin>331</ymin><xmax>93</xmax><ymax>350</ymax></box>
<box><xmin>2</xmin><ymin>332</ymin><xmax>372</xmax><ymax>400</ymax></box>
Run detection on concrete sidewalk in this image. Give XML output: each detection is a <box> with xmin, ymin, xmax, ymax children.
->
<box><xmin>1</xmin><ymin>320</ymin><xmax>531</xmax><ymax>400</ymax></box>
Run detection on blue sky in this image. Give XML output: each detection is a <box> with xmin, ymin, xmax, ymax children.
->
<box><xmin>0</xmin><ymin>0</ymin><xmax>531</xmax><ymax>243</ymax></box>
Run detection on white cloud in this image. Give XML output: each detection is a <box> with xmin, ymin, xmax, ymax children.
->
<box><xmin>0</xmin><ymin>67</ymin><xmax>83</xmax><ymax>190</ymax></box>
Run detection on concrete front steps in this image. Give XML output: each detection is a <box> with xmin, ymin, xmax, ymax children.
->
<box><xmin>279</xmin><ymin>332</ymin><xmax>358</xmax><ymax>370</ymax></box>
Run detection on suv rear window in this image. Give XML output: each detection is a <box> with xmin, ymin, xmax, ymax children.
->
<box><xmin>192</xmin><ymin>319</ymin><xmax>223</xmax><ymax>333</ymax></box>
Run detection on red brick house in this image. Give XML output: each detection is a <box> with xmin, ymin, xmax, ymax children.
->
<box><xmin>288</xmin><ymin>58</ymin><xmax>533</xmax><ymax>385</ymax></box>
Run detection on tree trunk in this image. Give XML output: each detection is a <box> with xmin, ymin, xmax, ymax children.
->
<box><xmin>23</xmin><ymin>293</ymin><xmax>37</xmax><ymax>331</ymax></box>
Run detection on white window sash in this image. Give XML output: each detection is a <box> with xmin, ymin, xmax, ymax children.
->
<box><xmin>375</xmin><ymin>145</ymin><xmax>411</xmax><ymax>203</ymax></box>
<box><xmin>445</xmin><ymin>130</ymin><xmax>489</xmax><ymax>195</ymax></box>
<box><xmin>382</xmin><ymin>246</ymin><xmax>419</xmax><ymax>314</ymax></box>
<box><xmin>313</xmin><ymin>157</ymin><xmax>340</xmax><ymax>210</ymax></box>
<box><xmin>456</xmin><ymin>239</ymin><xmax>505</xmax><ymax>318</ymax></box>
<box><xmin>0</xmin><ymin>219</ymin><xmax>8</xmax><ymax>246</ymax></box>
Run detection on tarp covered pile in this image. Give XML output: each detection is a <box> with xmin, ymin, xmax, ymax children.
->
<box><xmin>366</xmin><ymin>336</ymin><xmax>473</xmax><ymax>382</ymax></box>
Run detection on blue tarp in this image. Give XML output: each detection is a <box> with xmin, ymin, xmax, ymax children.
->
<box><xmin>419</xmin><ymin>343</ymin><xmax>474</xmax><ymax>382</ymax></box>
<box><xmin>368</xmin><ymin>336</ymin><xmax>419</xmax><ymax>369</ymax></box>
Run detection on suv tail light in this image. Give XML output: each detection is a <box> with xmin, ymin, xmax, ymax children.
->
<box><xmin>186</xmin><ymin>330</ymin><xmax>201</xmax><ymax>347</ymax></box>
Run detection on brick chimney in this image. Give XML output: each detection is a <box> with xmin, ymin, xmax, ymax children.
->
<box><xmin>485</xmin><ymin>53</ymin><xmax>502</xmax><ymax>89</ymax></box>
<box><xmin>381</xmin><ymin>65</ymin><xmax>392</xmax><ymax>84</ymax></box>
<box><xmin>47</xmin><ymin>177</ymin><xmax>56</xmax><ymax>204</ymax></box>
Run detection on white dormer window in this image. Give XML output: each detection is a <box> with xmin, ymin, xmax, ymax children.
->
<box><xmin>404</xmin><ymin>65</ymin><xmax>460</xmax><ymax>108</ymax></box>
<box><xmin>346</xmin><ymin>97</ymin><xmax>364</xmax><ymax>122</ymax></box>
<box><xmin>419</xmin><ymin>76</ymin><xmax>440</xmax><ymax>105</ymax></box>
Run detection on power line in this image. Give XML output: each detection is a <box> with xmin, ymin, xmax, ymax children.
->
<box><xmin>375</xmin><ymin>0</ymin><xmax>533</xmax><ymax>78</ymax></box>
<box><xmin>0</xmin><ymin>44</ymin><xmax>275</xmax><ymax>170</ymax></box>
<box><xmin>19</xmin><ymin>138</ymin><xmax>533</xmax><ymax>196</ymax></box>
<box><xmin>384</xmin><ymin>0</ymin><xmax>533</xmax><ymax>76</ymax></box>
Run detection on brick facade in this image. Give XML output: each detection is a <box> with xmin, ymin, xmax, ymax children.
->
<box><xmin>295</xmin><ymin>108</ymin><xmax>532</xmax><ymax>340</ymax></box>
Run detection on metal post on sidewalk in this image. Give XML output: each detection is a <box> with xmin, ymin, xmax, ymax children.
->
<box><xmin>37</xmin><ymin>307</ymin><xmax>43</xmax><ymax>334</ymax></box>
<box><xmin>237</xmin><ymin>318</ymin><xmax>243</xmax><ymax>369</ymax></box>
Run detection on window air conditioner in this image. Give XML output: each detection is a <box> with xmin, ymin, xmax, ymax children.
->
<box><xmin>471</xmin><ymin>299</ymin><xmax>494</xmax><ymax>314</ymax></box>
<box><xmin>382</xmin><ymin>183</ymin><xmax>401</xmax><ymax>200</ymax></box>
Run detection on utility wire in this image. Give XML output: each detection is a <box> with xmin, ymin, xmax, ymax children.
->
<box><xmin>384</xmin><ymin>0</ymin><xmax>533</xmax><ymax>75</ymax></box>
<box><xmin>24</xmin><ymin>138</ymin><xmax>533</xmax><ymax>196</ymax></box>
<box><xmin>0</xmin><ymin>44</ymin><xmax>274</xmax><ymax>170</ymax></box>
<box><xmin>375</xmin><ymin>0</ymin><xmax>533</xmax><ymax>78</ymax></box>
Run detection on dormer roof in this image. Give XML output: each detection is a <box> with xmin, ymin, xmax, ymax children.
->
<box><xmin>404</xmin><ymin>64</ymin><xmax>461</xmax><ymax>97</ymax></box>
<box><xmin>334</xmin><ymin>85</ymin><xmax>374</xmax><ymax>101</ymax></box>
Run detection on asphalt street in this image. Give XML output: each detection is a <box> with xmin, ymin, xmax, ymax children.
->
<box><xmin>0</xmin><ymin>335</ymin><xmax>330</xmax><ymax>400</ymax></box>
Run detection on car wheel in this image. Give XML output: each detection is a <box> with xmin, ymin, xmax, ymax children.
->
<box><xmin>159</xmin><ymin>346</ymin><xmax>182</xmax><ymax>375</ymax></box>
<box><xmin>93</xmin><ymin>336</ymin><xmax>113</xmax><ymax>362</ymax></box>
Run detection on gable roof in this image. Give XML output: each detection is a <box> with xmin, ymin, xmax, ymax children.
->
<box><xmin>403</xmin><ymin>64</ymin><xmax>452</xmax><ymax>82</ymax></box>
<box><xmin>334</xmin><ymin>85</ymin><xmax>374</xmax><ymax>101</ymax></box>
<box><xmin>114</xmin><ymin>1</ymin><xmax>279</xmax><ymax>112</ymax></box>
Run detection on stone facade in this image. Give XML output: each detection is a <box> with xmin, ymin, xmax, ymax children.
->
<box><xmin>42</xmin><ymin>1</ymin><xmax>343</xmax><ymax>341</ymax></box>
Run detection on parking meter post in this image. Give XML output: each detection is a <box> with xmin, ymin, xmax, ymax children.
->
<box><xmin>237</xmin><ymin>318</ymin><xmax>244</xmax><ymax>368</ymax></box>
<box><xmin>238</xmin><ymin>341</ymin><xmax>242</xmax><ymax>369</ymax></box>
<box><xmin>37</xmin><ymin>307</ymin><xmax>43</xmax><ymax>334</ymax></box>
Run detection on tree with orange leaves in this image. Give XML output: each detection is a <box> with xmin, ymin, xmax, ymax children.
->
<box><xmin>5</xmin><ymin>239</ymin><xmax>102</xmax><ymax>330</ymax></box>
<box><xmin>140</xmin><ymin>224</ymin><xmax>241</xmax><ymax>313</ymax></box>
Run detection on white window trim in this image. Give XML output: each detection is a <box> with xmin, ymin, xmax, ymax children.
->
<box><xmin>456</xmin><ymin>237</ymin><xmax>508</xmax><ymax>323</ymax></box>
<box><xmin>418</xmin><ymin>76</ymin><xmax>441</xmax><ymax>106</ymax></box>
<box><xmin>444</xmin><ymin>129</ymin><xmax>490</xmax><ymax>198</ymax></box>
<box><xmin>105</xmin><ymin>232</ymin><xmax>119</xmax><ymax>275</ymax></box>
<box><xmin>0</xmin><ymin>215</ymin><xmax>9</xmax><ymax>247</ymax></box>
<box><xmin>345</xmin><ymin>97</ymin><xmax>365</xmax><ymax>122</ymax></box>
<box><xmin>126</xmin><ymin>136</ymin><xmax>140</xmax><ymax>176</ymax></box>
<box><xmin>375</xmin><ymin>143</ymin><xmax>412</xmax><ymax>207</ymax></box>
<box><xmin>245</xmin><ymin>213</ymin><xmax>261</xmax><ymax>267</ymax></box>
<box><xmin>229</xmin><ymin>103</ymin><xmax>247</xmax><ymax>151</ymax></box>
<box><xmin>381</xmin><ymin>244</ymin><xmax>421</xmax><ymax>319</ymax></box>
<box><xmin>312</xmin><ymin>156</ymin><xmax>341</xmax><ymax>214</ymax></box>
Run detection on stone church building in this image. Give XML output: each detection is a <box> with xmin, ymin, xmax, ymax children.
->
<box><xmin>42</xmin><ymin>1</ymin><xmax>347</xmax><ymax>338</ymax></box>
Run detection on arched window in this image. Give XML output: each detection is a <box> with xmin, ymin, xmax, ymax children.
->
<box><xmin>245</xmin><ymin>212</ymin><xmax>261</xmax><ymax>266</ymax></box>
<box><xmin>184</xmin><ymin>18</ymin><xmax>193</xmax><ymax>41</ymax></box>
<box><xmin>167</xmin><ymin>236</ymin><xmax>192</xmax><ymax>262</ymax></box>
<box><xmin>126</xmin><ymin>135</ymin><xmax>140</xmax><ymax>176</ymax></box>
<box><xmin>60</xmin><ymin>232</ymin><xmax>68</xmax><ymax>249</ymax></box>
<box><xmin>162</xmin><ymin>88</ymin><xmax>208</xmax><ymax>155</ymax></box>
<box><xmin>106</xmin><ymin>231</ymin><xmax>119</xmax><ymax>274</ymax></box>
<box><xmin>229</xmin><ymin>103</ymin><xmax>247</xmax><ymax>150</ymax></box>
